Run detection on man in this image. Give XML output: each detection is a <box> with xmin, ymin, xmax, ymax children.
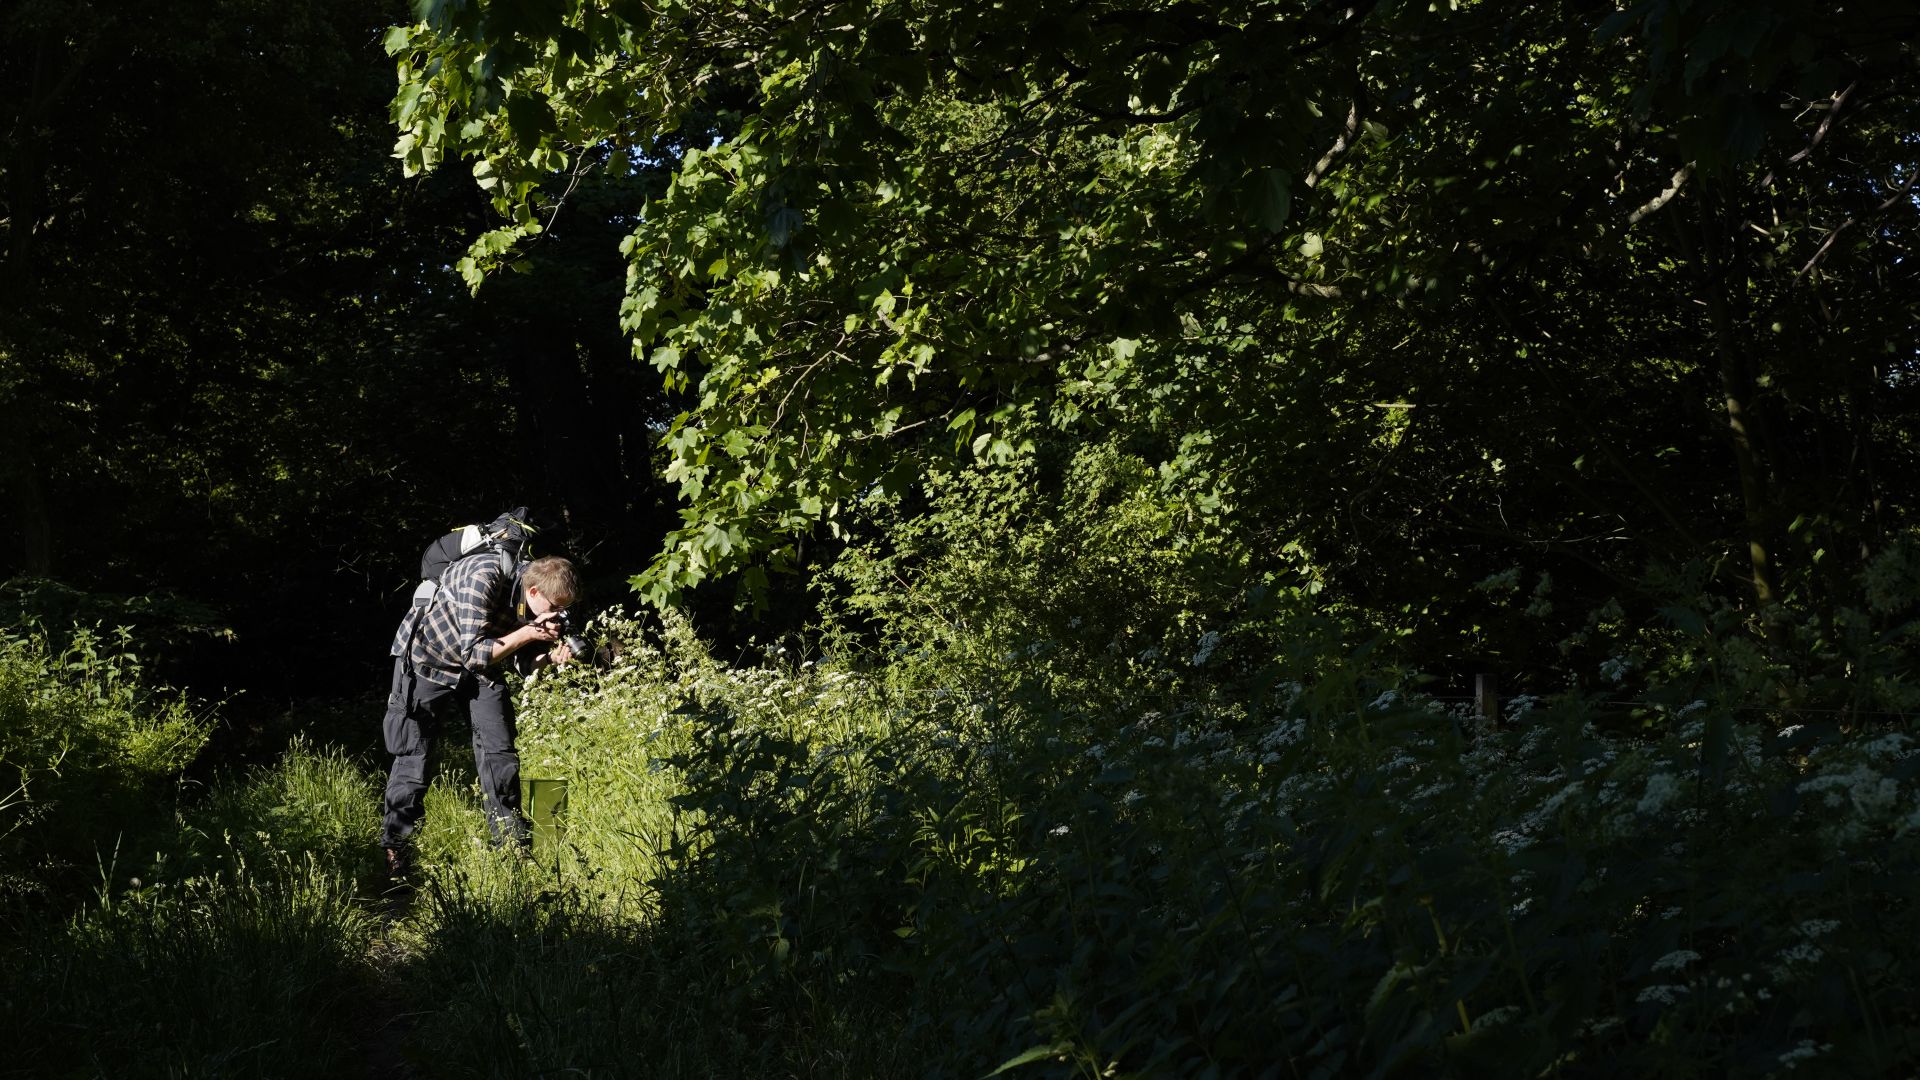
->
<box><xmin>379</xmin><ymin>552</ymin><xmax>582</xmax><ymax>875</ymax></box>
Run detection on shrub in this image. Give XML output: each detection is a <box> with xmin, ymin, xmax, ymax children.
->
<box><xmin>391</xmin><ymin>602</ymin><xmax>1920</xmax><ymax>1078</ymax></box>
<box><xmin>0</xmin><ymin>624</ymin><xmax>211</xmax><ymax>897</ymax></box>
<box><xmin>1</xmin><ymin>737</ymin><xmax>384</xmax><ymax>1079</ymax></box>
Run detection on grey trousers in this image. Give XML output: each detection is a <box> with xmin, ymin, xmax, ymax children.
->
<box><xmin>378</xmin><ymin>658</ymin><xmax>528</xmax><ymax>849</ymax></box>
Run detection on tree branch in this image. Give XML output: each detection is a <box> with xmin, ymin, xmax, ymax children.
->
<box><xmin>1303</xmin><ymin>100</ymin><xmax>1360</xmax><ymax>190</ymax></box>
<box><xmin>1797</xmin><ymin>167</ymin><xmax>1920</xmax><ymax>277</ymax></box>
<box><xmin>1756</xmin><ymin>78</ymin><xmax>1859</xmax><ymax>192</ymax></box>
<box><xmin>1627</xmin><ymin>162</ymin><xmax>1692</xmax><ymax>225</ymax></box>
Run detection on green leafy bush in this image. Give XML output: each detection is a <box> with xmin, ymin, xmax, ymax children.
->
<box><xmin>3</xmin><ymin>847</ymin><xmax>374</xmax><ymax>1079</ymax></box>
<box><xmin>1</xmin><ymin>726</ymin><xmax>385</xmax><ymax>1078</ymax></box>
<box><xmin>377</xmin><ymin>597</ymin><xmax>1920</xmax><ymax>1078</ymax></box>
<box><xmin>0</xmin><ymin>624</ymin><xmax>211</xmax><ymax>896</ymax></box>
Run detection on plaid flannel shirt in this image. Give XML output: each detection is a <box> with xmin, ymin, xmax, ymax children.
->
<box><xmin>390</xmin><ymin>554</ymin><xmax>523</xmax><ymax>687</ymax></box>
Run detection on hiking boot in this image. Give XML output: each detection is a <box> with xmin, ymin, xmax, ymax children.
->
<box><xmin>383</xmin><ymin>845</ymin><xmax>413</xmax><ymax>880</ymax></box>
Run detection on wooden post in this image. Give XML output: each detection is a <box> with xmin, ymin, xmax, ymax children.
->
<box><xmin>526</xmin><ymin>778</ymin><xmax>569</xmax><ymax>861</ymax></box>
<box><xmin>1475</xmin><ymin>674</ymin><xmax>1499</xmax><ymax>727</ymax></box>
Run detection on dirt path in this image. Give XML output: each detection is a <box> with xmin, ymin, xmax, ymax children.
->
<box><xmin>356</xmin><ymin>887</ymin><xmax>422</xmax><ymax>1080</ymax></box>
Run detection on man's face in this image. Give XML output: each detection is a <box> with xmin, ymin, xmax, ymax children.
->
<box><xmin>526</xmin><ymin>586</ymin><xmax>571</xmax><ymax>620</ymax></box>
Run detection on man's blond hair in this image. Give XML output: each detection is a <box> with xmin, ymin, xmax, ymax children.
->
<box><xmin>523</xmin><ymin>556</ymin><xmax>581</xmax><ymax>606</ymax></box>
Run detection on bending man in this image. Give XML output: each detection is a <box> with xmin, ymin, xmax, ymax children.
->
<box><xmin>379</xmin><ymin>553</ymin><xmax>581</xmax><ymax>874</ymax></box>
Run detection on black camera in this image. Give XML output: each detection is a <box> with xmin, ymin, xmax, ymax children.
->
<box><xmin>550</xmin><ymin>607</ymin><xmax>590</xmax><ymax>660</ymax></box>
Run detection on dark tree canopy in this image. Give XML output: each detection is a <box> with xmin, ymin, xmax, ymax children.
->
<box><xmin>381</xmin><ymin>0</ymin><xmax>1917</xmax><ymax>681</ymax></box>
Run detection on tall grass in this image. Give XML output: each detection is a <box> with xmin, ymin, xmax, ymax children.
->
<box><xmin>2</xmin><ymin>634</ymin><xmax>386</xmax><ymax>1080</ymax></box>
<box><xmin>4</xmin><ymin>846</ymin><xmax>373</xmax><ymax>1078</ymax></box>
<box><xmin>380</xmin><ymin>607</ymin><xmax>1920</xmax><ymax>1078</ymax></box>
<box><xmin>9</xmin><ymin>597</ymin><xmax>1919</xmax><ymax>1077</ymax></box>
<box><xmin>0</xmin><ymin>624</ymin><xmax>210</xmax><ymax>897</ymax></box>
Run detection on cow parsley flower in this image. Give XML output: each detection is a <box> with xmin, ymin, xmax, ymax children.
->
<box><xmin>1778</xmin><ymin>1040</ymin><xmax>1832</xmax><ymax>1069</ymax></box>
<box><xmin>1637</xmin><ymin>772</ymin><xmax>1683</xmax><ymax>815</ymax></box>
<box><xmin>1651</xmin><ymin>949</ymin><xmax>1700</xmax><ymax>974</ymax></box>
<box><xmin>1191</xmin><ymin>631</ymin><xmax>1222</xmax><ymax>666</ymax></box>
<box><xmin>1636</xmin><ymin>984</ymin><xmax>1688</xmax><ymax>1005</ymax></box>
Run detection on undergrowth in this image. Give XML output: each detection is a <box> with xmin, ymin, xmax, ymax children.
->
<box><xmin>387</xmin><ymin>600</ymin><xmax>1920</xmax><ymax>1078</ymax></box>
<box><xmin>5</xmin><ymin>500</ymin><xmax>1918</xmax><ymax>1078</ymax></box>
<box><xmin>1</xmin><ymin>627</ymin><xmax>383</xmax><ymax>1078</ymax></box>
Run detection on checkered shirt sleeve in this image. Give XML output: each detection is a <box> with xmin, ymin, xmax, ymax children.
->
<box><xmin>398</xmin><ymin>556</ymin><xmax>518</xmax><ymax>684</ymax></box>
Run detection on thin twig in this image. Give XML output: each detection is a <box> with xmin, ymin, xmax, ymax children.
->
<box><xmin>1756</xmin><ymin>79</ymin><xmax>1858</xmax><ymax>192</ymax></box>
<box><xmin>1798</xmin><ymin>168</ymin><xmax>1920</xmax><ymax>277</ymax></box>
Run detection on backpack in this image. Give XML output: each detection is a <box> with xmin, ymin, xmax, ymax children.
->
<box><xmin>408</xmin><ymin>506</ymin><xmax>538</xmax><ymax>611</ymax></box>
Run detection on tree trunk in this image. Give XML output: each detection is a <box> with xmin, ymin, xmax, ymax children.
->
<box><xmin>1694</xmin><ymin>195</ymin><xmax>1780</xmax><ymax>625</ymax></box>
<box><xmin>0</xmin><ymin>411</ymin><xmax>54</xmax><ymax>576</ymax></box>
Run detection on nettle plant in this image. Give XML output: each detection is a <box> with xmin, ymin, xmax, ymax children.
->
<box><xmin>0</xmin><ymin>625</ymin><xmax>210</xmax><ymax>898</ymax></box>
<box><xmin>872</xmin><ymin>676</ymin><xmax>1920</xmax><ymax>1077</ymax></box>
<box><xmin>459</xmin><ymin>537</ymin><xmax>1920</xmax><ymax>1078</ymax></box>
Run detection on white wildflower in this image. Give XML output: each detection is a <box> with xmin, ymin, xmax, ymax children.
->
<box><xmin>1540</xmin><ymin>780</ymin><xmax>1584</xmax><ymax>817</ymax></box>
<box><xmin>1859</xmin><ymin>732</ymin><xmax>1913</xmax><ymax>760</ymax></box>
<box><xmin>1777</xmin><ymin>941</ymin><xmax>1823</xmax><ymax>967</ymax></box>
<box><xmin>1798</xmin><ymin>919</ymin><xmax>1840</xmax><ymax>938</ymax></box>
<box><xmin>1577</xmin><ymin>1016</ymin><xmax>1623</xmax><ymax>1038</ymax></box>
<box><xmin>1636</xmin><ymin>984</ymin><xmax>1688</xmax><ymax>1005</ymax></box>
<box><xmin>1797</xmin><ymin>764</ymin><xmax>1899</xmax><ymax>816</ymax></box>
<box><xmin>1637</xmin><ymin>772</ymin><xmax>1683</xmax><ymax>815</ymax></box>
<box><xmin>1260</xmin><ymin>719</ymin><xmax>1308</xmax><ymax>750</ymax></box>
<box><xmin>1191</xmin><ymin>631</ymin><xmax>1222</xmax><ymax>666</ymax></box>
<box><xmin>1490</xmin><ymin>828</ymin><xmax>1532</xmax><ymax>854</ymax></box>
<box><xmin>1472</xmin><ymin>1006</ymin><xmax>1522</xmax><ymax>1029</ymax></box>
<box><xmin>1503</xmin><ymin>694</ymin><xmax>1541</xmax><ymax>722</ymax></box>
<box><xmin>1777</xmin><ymin>1040</ymin><xmax>1832</xmax><ymax>1069</ymax></box>
<box><xmin>1650</xmin><ymin>950</ymin><xmax>1700</xmax><ymax>974</ymax></box>
<box><xmin>1519</xmin><ymin>725</ymin><xmax>1556</xmax><ymax>758</ymax></box>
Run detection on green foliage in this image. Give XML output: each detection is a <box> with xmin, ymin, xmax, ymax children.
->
<box><xmin>0</xmin><ymin>578</ymin><xmax>234</xmax><ymax>648</ymax></box>
<box><xmin>824</xmin><ymin>438</ymin><xmax>1356</xmax><ymax>714</ymax></box>
<box><xmin>380</xmin><ymin>609</ymin><xmax>927</xmax><ymax>1075</ymax></box>
<box><xmin>3</xmin><ymin>0</ymin><xmax>684</xmax><ymax>718</ymax></box>
<box><xmin>3</xmin><ymin>848</ymin><xmax>374</xmax><ymax>1079</ymax></box>
<box><xmin>356</xmin><ymin>601</ymin><xmax>1920</xmax><ymax>1077</ymax></box>
<box><xmin>5</xmin><ymin>596</ymin><xmax>1913</xmax><ymax>1077</ymax></box>
<box><xmin>391</xmin><ymin>0</ymin><xmax>1920</xmax><ymax>646</ymax></box>
<box><xmin>0</xmin><ymin>726</ymin><xmax>385</xmax><ymax>1078</ymax></box>
<box><xmin>0</xmin><ymin>625</ymin><xmax>211</xmax><ymax>896</ymax></box>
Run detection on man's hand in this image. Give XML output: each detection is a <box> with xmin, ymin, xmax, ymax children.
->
<box><xmin>549</xmin><ymin>641</ymin><xmax>575</xmax><ymax>666</ymax></box>
<box><xmin>510</xmin><ymin>614</ymin><xmax>561</xmax><ymax>650</ymax></box>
